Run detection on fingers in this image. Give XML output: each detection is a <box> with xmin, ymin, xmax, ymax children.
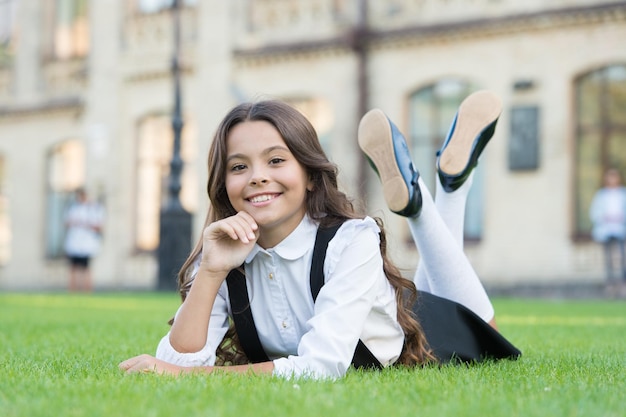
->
<box><xmin>118</xmin><ymin>354</ymin><xmax>152</xmax><ymax>373</ymax></box>
<box><xmin>119</xmin><ymin>354</ymin><xmax>173</xmax><ymax>375</ymax></box>
<box><xmin>199</xmin><ymin>211</ymin><xmax>260</xmax><ymax>273</ymax></box>
<box><xmin>206</xmin><ymin>212</ymin><xmax>258</xmax><ymax>244</ymax></box>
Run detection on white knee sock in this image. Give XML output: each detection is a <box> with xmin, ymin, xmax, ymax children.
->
<box><xmin>413</xmin><ymin>173</ymin><xmax>473</xmax><ymax>291</ymax></box>
<box><xmin>434</xmin><ymin>173</ymin><xmax>473</xmax><ymax>248</ymax></box>
<box><xmin>409</xmin><ymin>177</ymin><xmax>494</xmax><ymax>322</ymax></box>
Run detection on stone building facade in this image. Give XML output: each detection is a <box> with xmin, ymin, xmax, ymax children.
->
<box><xmin>0</xmin><ymin>0</ymin><xmax>625</xmax><ymax>290</ymax></box>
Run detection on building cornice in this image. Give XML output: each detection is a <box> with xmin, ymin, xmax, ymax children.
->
<box><xmin>369</xmin><ymin>1</ymin><xmax>626</xmax><ymax>47</ymax></box>
<box><xmin>233</xmin><ymin>2</ymin><xmax>626</xmax><ymax>65</ymax></box>
<box><xmin>123</xmin><ymin>65</ymin><xmax>194</xmax><ymax>83</ymax></box>
<box><xmin>0</xmin><ymin>97</ymin><xmax>83</xmax><ymax>120</ymax></box>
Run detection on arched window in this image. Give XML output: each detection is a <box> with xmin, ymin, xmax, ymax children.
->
<box><xmin>135</xmin><ymin>114</ymin><xmax>197</xmax><ymax>251</ymax></box>
<box><xmin>45</xmin><ymin>139</ymin><xmax>85</xmax><ymax>258</ymax></box>
<box><xmin>408</xmin><ymin>79</ymin><xmax>485</xmax><ymax>240</ymax></box>
<box><xmin>574</xmin><ymin>64</ymin><xmax>626</xmax><ymax>237</ymax></box>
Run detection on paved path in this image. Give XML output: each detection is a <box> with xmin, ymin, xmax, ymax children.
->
<box><xmin>486</xmin><ymin>282</ymin><xmax>626</xmax><ymax>300</ymax></box>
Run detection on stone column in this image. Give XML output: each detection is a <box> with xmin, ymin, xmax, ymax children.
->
<box><xmin>82</xmin><ymin>0</ymin><xmax>122</xmax><ymax>288</ymax></box>
<box><xmin>192</xmin><ymin>0</ymin><xmax>235</xmax><ymax>234</ymax></box>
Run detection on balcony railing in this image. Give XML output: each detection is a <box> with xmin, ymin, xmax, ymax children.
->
<box><xmin>41</xmin><ymin>59</ymin><xmax>87</xmax><ymax>99</ymax></box>
<box><xmin>123</xmin><ymin>7</ymin><xmax>197</xmax><ymax>56</ymax></box>
<box><xmin>231</xmin><ymin>0</ymin><xmax>620</xmax><ymax>49</ymax></box>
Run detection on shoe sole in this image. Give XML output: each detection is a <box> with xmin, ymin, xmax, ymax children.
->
<box><xmin>438</xmin><ymin>90</ymin><xmax>502</xmax><ymax>176</ymax></box>
<box><xmin>358</xmin><ymin>109</ymin><xmax>409</xmax><ymax>213</ymax></box>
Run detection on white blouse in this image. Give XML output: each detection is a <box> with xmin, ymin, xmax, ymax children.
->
<box><xmin>155</xmin><ymin>215</ymin><xmax>405</xmax><ymax>379</ymax></box>
<box><xmin>63</xmin><ymin>202</ymin><xmax>104</xmax><ymax>257</ymax></box>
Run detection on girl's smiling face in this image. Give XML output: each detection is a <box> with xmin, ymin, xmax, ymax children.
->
<box><xmin>225</xmin><ymin>120</ymin><xmax>312</xmax><ymax>248</ymax></box>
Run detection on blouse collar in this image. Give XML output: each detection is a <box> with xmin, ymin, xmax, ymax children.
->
<box><xmin>245</xmin><ymin>215</ymin><xmax>318</xmax><ymax>263</ymax></box>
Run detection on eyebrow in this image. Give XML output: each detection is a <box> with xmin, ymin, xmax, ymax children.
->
<box><xmin>226</xmin><ymin>145</ymin><xmax>291</xmax><ymax>162</ymax></box>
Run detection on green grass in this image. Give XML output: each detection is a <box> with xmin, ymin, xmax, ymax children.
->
<box><xmin>1</xmin><ymin>293</ymin><xmax>624</xmax><ymax>417</ymax></box>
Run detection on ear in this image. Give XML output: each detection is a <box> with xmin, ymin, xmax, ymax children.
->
<box><xmin>306</xmin><ymin>177</ymin><xmax>314</xmax><ymax>192</ymax></box>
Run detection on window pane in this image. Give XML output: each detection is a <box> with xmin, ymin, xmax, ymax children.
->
<box><xmin>137</xmin><ymin>0</ymin><xmax>196</xmax><ymax>14</ymax></box>
<box><xmin>410</xmin><ymin>88</ymin><xmax>437</xmax><ymax>189</ymax></box>
<box><xmin>608</xmin><ymin>130</ymin><xmax>626</xmax><ymax>172</ymax></box>
<box><xmin>607</xmin><ymin>65</ymin><xmax>626</xmax><ymax>122</ymax></box>
<box><xmin>0</xmin><ymin>0</ymin><xmax>17</xmax><ymax>43</ymax></box>
<box><xmin>46</xmin><ymin>140</ymin><xmax>85</xmax><ymax>258</ymax></box>
<box><xmin>138</xmin><ymin>0</ymin><xmax>173</xmax><ymax>14</ymax></box>
<box><xmin>48</xmin><ymin>140</ymin><xmax>85</xmax><ymax>191</ymax></box>
<box><xmin>576</xmin><ymin>71</ymin><xmax>602</xmax><ymax>128</ymax></box>
<box><xmin>0</xmin><ymin>0</ymin><xmax>18</xmax><ymax>66</ymax></box>
<box><xmin>136</xmin><ymin>117</ymin><xmax>170</xmax><ymax>251</ymax></box>
<box><xmin>135</xmin><ymin>115</ymin><xmax>196</xmax><ymax>251</ymax></box>
<box><xmin>575</xmin><ymin>131</ymin><xmax>602</xmax><ymax>234</ymax></box>
<box><xmin>434</xmin><ymin>79</ymin><xmax>470</xmax><ymax>137</ymax></box>
<box><xmin>410</xmin><ymin>88</ymin><xmax>433</xmax><ymax>139</ymax></box>
<box><xmin>54</xmin><ymin>0</ymin><xmax>89</xmax><ymax>59</ymax></box>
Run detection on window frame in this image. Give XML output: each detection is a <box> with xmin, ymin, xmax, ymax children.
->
<box><xmin>133</xmin><ymin>113</ymin><xmax>197</xmax><ymax>253</ymax></box>
<box><xmin>573</xmin><ymin>63</ymin><xmax>626</xmax><ymax>240</ymax></box>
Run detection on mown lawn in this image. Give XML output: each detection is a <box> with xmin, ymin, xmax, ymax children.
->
<box><xmin>0</xmin><ymin>293</ymin><xmax>624</xmax><ymax>417</ymax></box>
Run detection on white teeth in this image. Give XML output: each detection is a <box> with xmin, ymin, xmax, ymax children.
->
<box><xmin>249</xmin><ymin>194</ymin><xmax>276</xmax><ymax>203</ymax></box>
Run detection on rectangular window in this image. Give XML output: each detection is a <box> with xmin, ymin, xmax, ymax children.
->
<box><xmin>50</xmin><ymin>0</ymin><xmax>90</xmax><ymax>60</ymax></box>
<box><xmin>136</xmin><ymin>0</ymin><xmax>197</xmax><ymax>14</ymax></box>
<box><xmin>509</xmin><ymin>106</ymin><xmax>540</xmax><ymax>171</ymax></box>
<box><xmin>135</xmin><ymin>115</ymin><xmax>197</xmax><ymax>251</ymax></box>
<box><xmin>0</xmin><ymin>0</ymin><xmax>18</xmax><ymax>66</ymax></box>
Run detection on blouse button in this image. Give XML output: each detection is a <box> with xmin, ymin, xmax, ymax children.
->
<box><xmin>282</xmin><ymin>320</ymin><xmax>287</xmax><ymax>328</ymax></box>
<box><xmin>269</xmin><ymin>273</ymin><xmax>274</xmax><ymax>280</ymax></box>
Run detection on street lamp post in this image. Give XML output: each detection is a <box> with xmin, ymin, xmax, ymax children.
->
<box><xmin>354</xmin><ymin>0</ymin><xmax>370</xmax><ymax>201</ymax></box>
<box><xmin>157</xmin><ymin>0</ymin><xmax>192</xmax><ymax>291</ymax></box>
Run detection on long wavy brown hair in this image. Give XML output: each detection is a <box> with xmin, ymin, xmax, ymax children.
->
<box><xmin>174</xmin><ymin>100</ymin><xmax>434</xmax><ymax>366</ymax></box>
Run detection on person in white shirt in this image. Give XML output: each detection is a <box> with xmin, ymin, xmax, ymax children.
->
<box><xmin>120</xmin><ymin>95</ymin><xmax>519</xmax><ymax>379</ymax></box>
<box><xmin>590</xmin><ymin>168</ymin><xmax>626</xmax><ymax>285</ymax></box>
<box><xmin>64</xmin><ymin>188</ymin><xmax>104</xmax><ymax>292</ymax></box>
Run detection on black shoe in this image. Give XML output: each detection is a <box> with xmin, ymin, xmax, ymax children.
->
<box><xmin>358</xmin><ymin>109</ymin><xmax>422</xmax><ymax>217</ymax></box>
<box><xmin>437</xmin><ymin>90</ymin><xmax>502</xmax><ymax>192</ymax></box>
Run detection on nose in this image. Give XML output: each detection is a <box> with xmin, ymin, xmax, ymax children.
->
<box><xmin>249</xmin><ymin>167</ymin><xmax>269</xmax><ymax>186</ymax></box>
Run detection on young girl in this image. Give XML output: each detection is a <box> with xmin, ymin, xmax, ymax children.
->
<box><xmin>120</xmin><ymin>94</ymin><xmax>519</xmax><ymax>378</ymax></box>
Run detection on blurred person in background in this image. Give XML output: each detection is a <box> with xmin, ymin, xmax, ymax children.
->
<box><xmin>590</xmin><ymin>168</ymin><xmax>626</xmax><ymax>295</ymax></box>
<box><xmin>64</xmin><ymin>188</ymin><xmax>105</xmax><ymax>292</ymax></box>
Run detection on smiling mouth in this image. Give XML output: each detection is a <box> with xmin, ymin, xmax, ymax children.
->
<box><xmin>248</xmin><ymin>194</ymin><xmax>279</xmax><ymax>203</ymax></box>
